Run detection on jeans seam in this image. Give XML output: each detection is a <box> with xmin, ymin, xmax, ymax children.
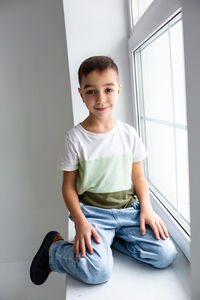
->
<box><xmin>112</xmin><ymin>209</ymin><xmax>121</xmax><ymax>228</ymax></box>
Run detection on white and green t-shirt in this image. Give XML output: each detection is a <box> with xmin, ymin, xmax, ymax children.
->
<box><xmin>58</xmin><ymin>119</ymin><xmax>148</xmax><ymax>208</ymax></box>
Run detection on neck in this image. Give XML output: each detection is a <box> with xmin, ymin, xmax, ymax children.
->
<box><xmin>89</xmin><ymin>114</ymin><xmax>115</xmax><ymax>127</ymax></box>
<box><xmin>81</xmin><ymin>114</ymin><xmax>116</xmax><ymax>133</ymax></box>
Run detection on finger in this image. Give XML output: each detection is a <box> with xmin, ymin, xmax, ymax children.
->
<box><xmin>74</xmin><ymin>239</ymin><xmax>79</xmax><ymax>258</ymax></box>
<box><xmin>80</xmin><ymin>238</ymin><xmax>86</xmax><ymax>257</ymax></box>
<box><xmin>151</xmin><ymin>222</ymin><xmax>160</xmax><ymax>240</ymax></box>
<box><xmin>160</xmin><ymin>221</ymin><xmax>169</xmax><ymax>238</ymax></box>
<box><xmin>91</xmin><ymin>228</ymin><xmax>101</xmax><ymax>243</ymax></box>
<box><xmin>85</xmin><ymin>236</ymin><xmax>93</xmax><ymax>254</ymax></box>
<box><xmin>156</xmin><ymin>222</ymin><xmax>166</xmax><ymax>240</ymax></box>
<box><xmin>140</xmin><ymin>218</ymin><xmax>146</xmax><ymax>235</ymax></box>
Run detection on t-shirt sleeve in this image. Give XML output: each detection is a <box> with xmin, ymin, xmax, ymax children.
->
<box><xmin>132</xmin><ymin>128</ymin><xmax>148</xmax><ymax>162</ymax></box>
<box><xmin>58</xmin><ymin>136</ymin><xmax>79</xmax><ymax>171</ymax></box>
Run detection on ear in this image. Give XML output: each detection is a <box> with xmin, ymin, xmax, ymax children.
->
<box><xmin>117</xmin><ymin>83</ymin><xmax>122</xmax><ymax>95</ymax></box>
<box><xmin>78</xmin><ymin>88</ymin><xmax>85</xmax><ymax>102</ymax></box>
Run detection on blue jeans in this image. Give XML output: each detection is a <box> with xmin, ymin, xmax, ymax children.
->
<box><xmin>49</xmin><ymin>200</ymin><xmax>178</xmax><ymax>285</ymax></box>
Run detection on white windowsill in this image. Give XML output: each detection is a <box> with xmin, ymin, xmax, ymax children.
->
<box><xmin>150</xmin><ymin>192</ymin><xmax>191</xmax><ymax>261</ymax></box>
<box><xmin>65</xmin><ymin>219</ymin><xmax>190</xmax><ymax>300</ymax></box>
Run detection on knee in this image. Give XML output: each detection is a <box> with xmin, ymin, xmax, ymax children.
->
<box><xmin>81</xmin><ymin>257</ymin><xmax>113</xmax><ymax>285</ymax></box>
<box><xmin>153</xmin><ymin>239</ymin><xmax>178</xmax><ymax>269</ymax></box>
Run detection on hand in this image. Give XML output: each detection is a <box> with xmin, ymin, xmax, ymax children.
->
<box><xmin>74</xmin><ymin>220</ymin><xmax>100</xmax><ymax>258</ymax></box>
<box><xmin>140</xmin><ymin>208</ymin><xmax>169</xmax><ymax>240</ymax></box>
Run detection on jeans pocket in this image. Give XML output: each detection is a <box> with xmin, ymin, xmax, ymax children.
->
<box><xmin>131</xmin><ymin>199</ymin><xmax>140</xmax><ymax>210</ymax></box>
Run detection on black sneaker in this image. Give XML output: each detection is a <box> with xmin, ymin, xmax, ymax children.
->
<box><xmin>30</xmin><ymin>231</ymin><xmax>60</xmax><ymax>285</ymax></box>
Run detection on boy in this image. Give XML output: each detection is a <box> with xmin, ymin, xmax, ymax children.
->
<box><xmin>30</xmin><ymin>56</ymin><xmax>177</xmax><ymax>285</ymax></box>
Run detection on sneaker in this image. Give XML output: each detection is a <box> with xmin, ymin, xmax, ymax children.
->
<box><xmin>30</xmin><ymin>231</ymin><xmax>62</xmax><ymax>285</ymax></box>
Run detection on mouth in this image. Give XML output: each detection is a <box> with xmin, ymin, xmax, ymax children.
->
<box><xmin>95</xmin><ymin>106</ymin><xmax>110</xmax><ymax>111</ymax></box>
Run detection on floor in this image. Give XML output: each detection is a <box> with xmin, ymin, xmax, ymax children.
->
<box><xmin>0</xmin><ymin>260</ymin><xmax>66</xmax><ymax>300</ymax></box>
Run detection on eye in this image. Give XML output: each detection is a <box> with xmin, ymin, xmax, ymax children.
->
<box><xmin>105</xmin><ymin>88</ymin><xmax>113</xmax><ymax>93</ymax></box>
<box><xmin>86</xmin><ymin>90</ymin><xmax>95</xmax><ymax>95</ymax></box>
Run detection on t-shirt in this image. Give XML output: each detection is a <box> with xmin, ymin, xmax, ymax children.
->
<box><xmin>58</xmin><ymin>119</ymin><xmax>148</xmax><ymax>209</ymax></box>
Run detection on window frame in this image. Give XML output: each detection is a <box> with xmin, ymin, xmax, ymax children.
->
<box><xmin>128</xmin><ymin>0</ymin><xmax>190</xmax><ymax>261</ymax></box>
<box><xmin>130</xmin><ymin>0</ymin><xmax>154</xmax><ymax>27</ymax></box>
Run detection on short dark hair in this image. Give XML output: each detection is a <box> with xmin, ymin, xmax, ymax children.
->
<box><xmin>78</xmin><ymin>56</ymin><xmax>119</xmax><ymax>86</ymax></box>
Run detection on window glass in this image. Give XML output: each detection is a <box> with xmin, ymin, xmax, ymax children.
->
<box><xmin>134</xmin><ymin>14</ymin><xmax>190</xmax><ymax>233</ymax></box>
<box><xmin>145</xmin><ymin>120</ymin><xmax>177</xmax><ymax>207</ymax></box>
<box><xmin>141</xmin><ymin>30</ymin><xmax>173</xmax><ymax>122</ymax></box>
<box><xmin>170</xmin><ymin>20</ymin><xmax>187</xmax><ymax>125</ymax></box>
<box><xmin>176</xmin><ymin>128</ymin><xmax>190</xmax><ymax>223</ymax></box>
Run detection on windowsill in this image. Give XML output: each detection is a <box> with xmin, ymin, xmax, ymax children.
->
<box><xmin>150</xmin><ymin>192</ymin><xmax>191</xmax><ymax>261</ymax></box>
<box><xmin>66</xmin><ymin>219</ymin><xmax>190</xmax><ymax>300</ymax></box>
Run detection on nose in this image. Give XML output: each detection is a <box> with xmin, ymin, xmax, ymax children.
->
<box><xmin>96</xmin><ymin>91</ymin><xmax>105</xmax><ymax>104</ymax></box>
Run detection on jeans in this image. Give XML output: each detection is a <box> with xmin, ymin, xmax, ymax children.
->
<box><xmin>49</xmin><ymin>200</ymin><xmax>178</xmax><ymax>285</ymax></box>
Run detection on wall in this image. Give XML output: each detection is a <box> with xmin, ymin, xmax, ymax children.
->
<box><xmin>0</xmin><ymin>0</ymin><xmax>73</xmax><ymax>298</ymax></box>
<box><xmin>63</xmin><ymin>0</ymin><xmax>134</xmax><ymax>126</ymax></box>
<box><xmin>182</xmin><ymin>0</ymin><xmax>200</xmax><ymax>299</ymax></box>
<box><xmin>62</xmin><ymin>1</ymin><xmax>200</xmax><ymax>299</ymax></box>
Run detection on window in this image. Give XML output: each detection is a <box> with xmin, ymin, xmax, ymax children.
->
<box><xmin>128</xmin><ymin>1</ymin><xmax>190</xmax><ymax>260</ymax></box>
<box><xmin>131</xmin><ymin>0</ymin><xmax>154</xmax><ymax>26</ymax></box>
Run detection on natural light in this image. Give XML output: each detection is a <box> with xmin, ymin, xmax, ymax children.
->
<box><xmin>133</xmin><ymin>14</ymin><xmax>190</xmax><ymax>234</ymax></box>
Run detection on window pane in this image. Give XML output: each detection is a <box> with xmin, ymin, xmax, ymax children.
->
<box><xmin>170</xmin><ymin>20</ymin><xmax>187</xmax><ymax>126</ymax></box>
<box><xmin>176</xmin><ymin>128</ymin><xmax>190</xmax><ymax>223</ymax></box>
<box><xmin>145</xmin><ymin>120</ymin><xmax>177</xmax><ymax>207</ymax></box>
<box><xmin>134</xmin><ymin>14</ymin><xmax>190</xmax><ymax>233</ymax></box>
<box><xmin>141</xmin><ymin>31</ymin><xmax>173</xmax><ymax>122</ymax></box>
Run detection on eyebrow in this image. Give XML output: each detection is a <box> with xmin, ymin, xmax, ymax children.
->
<box><xmin>83</xmin><ymin>83</ymin><xmax>115</xmax><ymax>89</ymax></box>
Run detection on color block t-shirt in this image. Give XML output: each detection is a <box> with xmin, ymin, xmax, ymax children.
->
<box><xmin>58</xmin><ymin>119</ymin><xmax>148</xmax><ymax>208</ymax></box>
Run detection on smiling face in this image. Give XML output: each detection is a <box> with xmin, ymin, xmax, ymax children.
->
<box><xmin>78</xmin><ymin>68</ymin><xmax>121</xmax><ymax>119</ymax></box>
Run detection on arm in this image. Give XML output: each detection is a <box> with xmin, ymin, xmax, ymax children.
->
<box><xmin>132</xmin><ymin>161</ymin><xmax>169</xmax><ymax>240</ymax></box>
<box><xmin>62</xmin><ymin>171</ymin><xmax>100</xmax><ymax>257</ymax></box>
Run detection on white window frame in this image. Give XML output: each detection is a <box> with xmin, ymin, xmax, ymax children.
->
<box><xmin>130</xmin><ymin>0</ymin><xmax>154</xmax><ymax>27</ymax></box>
<box><xmin>128</xmin><ymin>0</ymin><xmax>190</xmax><ymax>261</ymax></box>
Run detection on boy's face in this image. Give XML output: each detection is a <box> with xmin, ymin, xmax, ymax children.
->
<box><xmin>78</xmin><ymin>68</ymin><xmax>121</xmax><ymax>119</ymax></box>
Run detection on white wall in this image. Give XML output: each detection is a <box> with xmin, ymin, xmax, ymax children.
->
<box><xmin>0</xmin><ymin>0</ymin><xmax>73</xmax><ymax>298</ymax></box>
<box><xmin>182</xmin><ymin>0</ymin><xmax>200</xmax><ymax>299</ymax></box>
<box><xmin>63</xmin><ymin>0</ymin><xmax>134</xmax><ymax>126</ymax></box>
<box><xmin>62</xmin><ymin>1</ymin><xmax>200</xmax><ymax>299</ymax></box>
